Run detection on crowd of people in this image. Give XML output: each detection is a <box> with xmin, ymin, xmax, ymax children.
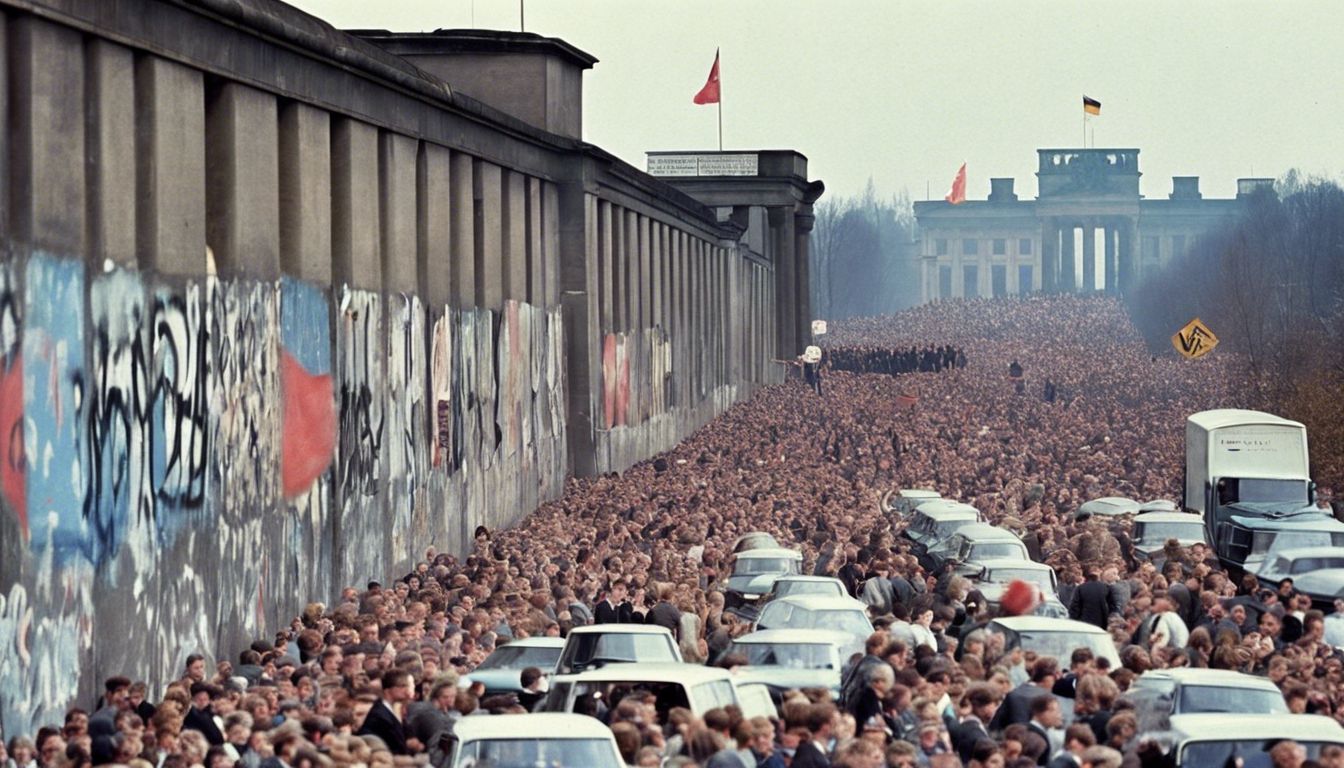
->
<box><xmin>822</xmin><ymin>346</ymin><xmax>967</xmax><ymax>377</ymax></box>
<box><xmin>5</xmin><ymin>294</ymin><xmax>1343</xmax><ymax>768</ymax></box>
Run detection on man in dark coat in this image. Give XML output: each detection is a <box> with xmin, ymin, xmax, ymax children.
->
<box><xmin>358</xmin><ymin>669</ymin><xmax>414</xmax><ymax>755</ymax></box>
<box><xmin>789</xmin><ymin>703</ymin><xmax>836</xmax><ymax>768</ymax></box>
<box><xmin>1068</xmin><ymin>569</ymin><xmax>1114</xmax><ymax>629</ymax></box>
<box><xmin>184</xmin><ymin>683</ymin><xmax>225</xmax><ymax>746</ymax></box>
<box><xmin>594</xmin><ymin>580</ymin><xmax>641</xmax><ymax>624</ymax></box>
<box><xmin>990</xmin><ymin>657</ymin><xmax>1058</xmax><ymax>733</ymax></box>
<box><xmin>952</xmin><ymin>684</ymin><xmax>1002</xmax><ymax>763</ymax></box>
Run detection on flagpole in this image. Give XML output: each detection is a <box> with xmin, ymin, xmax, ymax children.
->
<box><xmin>717</xmin><ymin>101</ymin><xmax>723</xmax><ymax>151</ymax></box>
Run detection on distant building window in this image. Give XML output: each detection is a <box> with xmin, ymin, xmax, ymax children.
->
<box><xmin>963</xmin><ymin>265</ymin><xmax>979</xmax><ymax>296</ymax></box>
<box><xmin>963</xmin><ymin>239</ymin><xmax>978</xmax><ymax>256</ymax></box>
<box><xmin>992</xmin><ymin>238</ymin><xmax>1007</xmax><ymax>255</ymax></box>
<box><xmin>938</xmin><ymin>265</ymin><xmax>952</xmax><ymax>297</ymax></box>
<box><xmin>992</xmin><ymin>265</ymin><xmax>1007</xmax><ymax>297</ymax></box>
<box><xmin>1019</xmin><ymin>238</ymin><xmax>1033</xmax><ymax>255</ymax></box>
<box><xmin>935</xmin><ymin>238</ymin><xmax>948</xmax><ymax>256</ymax></box>
<box><xmin>1018</xmin><ymin>265</ymin><xmax>1034</xmax><ymax>293</ymax></box>
<box><xmin>1172</xmin><ymin>235</ymin><xmax>1187</xmax><ymax>258</ymax></box>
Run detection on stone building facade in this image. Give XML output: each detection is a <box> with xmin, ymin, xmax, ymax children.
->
<box><xmin>914</xmin><ymin>148</ymin><xmax>1272</xmax><ymax>302</ymax></box>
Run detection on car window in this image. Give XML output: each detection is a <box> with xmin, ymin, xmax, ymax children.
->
<box><xmin>758</xmin><ymin>603</ymin><xmax>791</xmax><ymax>628</ymax></box>
<box><xmin>735</xmin><ymin>557</ymin><xmax>799</xmax><ymax>575</ymax></box>
<box><xmin>735</xmin><ymin>684</ymin><xmax>777</xmax><ymax>721</ymax></box>
<box><xmin>454</xmin><ymin>737</ymin><xmax>623</xmax><ymax>768</ymax></box>
<box><xmin>732</xmin><ymin>642</ymin><xmax>836</xmax><ymax>669</ymax></box>
<box><xmin>973</xmin><ymin>542</ymin><xmax>1027</xmax><ymax>560</ymax></box>
<box><xmin>1177</xmin><ymin>685</ymin><xmax>1287</xmax><ymax>715</ymax></box>
<box><xmin>692</xmin><ymin>680</ymin><xmax>739</xmax><ymax>711</ymax></box>
<box><xmin>477</xmin><ymin>644</ymin><xmax>563</xmax><ymax>671</ymax></box>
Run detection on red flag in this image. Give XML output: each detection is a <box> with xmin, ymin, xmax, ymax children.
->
<box><xmin>280</xmin><ymin>349</ymin><xmax>336</xmax><ymax>497</ymax></box>
<box><xmin>945</xmin><ymin>162</ymin><xmax>967</xmax><ymax>205</ymax></box>
<box><xmin>693</xmin><ymin>50</ymin><xmax>721</xmax><ymax>105</ymax></box>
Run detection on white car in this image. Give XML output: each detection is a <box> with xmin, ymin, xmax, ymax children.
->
<box><xmin>1074</xmin><ymin>496</ymin><xmax>1141</xmax><ymax>521</ymax></box>
<box><xmin>1255</xmin><ymin>545</ymin><xmax>1344</xmax><ymax>608</ymax></box>
<box><xmin>1132</xmin><ymin>511</ymin><xmax>1210</xmax><ymax>564</ymax></box>
<box><xmin>442</xmin><ymin>712</ymin><xmax>624</xmax><ymax>768</ymax></box>
<box><xmin>985</xmin><ymin>616</ymin><xmax>1121</xmax><ymax>668</ymax></box>
<box><xmin>729</xmin><ymin>629</ymin><xmax>851</xmax><ymax>698</ymax></box>
<box><xmin>725</xmin><ymin>547</ymin><xmax>804</xmax><ymax>610</ymax></box>
<box><xmin>459</xmin><ymin>637</ymin><xmax>565</xmax><ymax>696</ymax></box>
<box><xmin>972</xmin><ymin>559</ymin><xmax>1064</xmax><ymax>614</ymax></box>
<box><xmin>1122</xmin><ymin>668</ymin><xmax>1286</xmax><ymax>733</ymax></box>
<box><xmin>554</xmin><ymin>624</ymin><xmax>680</xmax><ymax>674</ymax></box>
<box><xmin>543</xmin><ymin>663</ymin><xmax>743</xmax><ymax>720</ymax></box>
<box><xmin>753</xmin><ymin>595</ymin><xmax>873</xmax><ymax>658</ymax></box>
<box><xmin>1161</xmin><ymin>713</ymin><xmax>1344</xmax><ymax>767</ymax></box>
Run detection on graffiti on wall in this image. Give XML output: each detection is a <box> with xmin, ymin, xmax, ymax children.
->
<box><xmin>1</xmin><ymin>262</ymin><xmax>24</xmax><ymax>532</ymax></box>
<box><xmin>23</xmin><ymin>255</ymin><xmax>87</xmax><ymax>563</ymax></box>
<box><xmin>85</xmin><ymin>269</ymin><xmax>152</xmax><ymax>568</ymax></box>
<box><xmin>336</xmin><ymin>287</ymin><xmax>385</xmax><ymax>583</ymax></box>
<box><xmin>386</xmin><ymin>293</ymin><xmax>425</xmax><ymax>560</ymax></box>
<box><xmin>152</xmin><ymin>283</ymin><xmax>209</xmax><ymax>516</ymax></box>
<box><xmin>279</xmin><ymin>278</ymin><xmax>335</xmax><ymax>498</ymax></box>
<box><xmin>600</xmin><ymin>327</ymin><xmax>671</xmax><ymax>430</ymax></box>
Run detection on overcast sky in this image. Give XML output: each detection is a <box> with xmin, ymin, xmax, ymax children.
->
<box><xmin>289</xmin><ymin>0</ymin><xmax>1342</xmax><ymax>202</ymax></box>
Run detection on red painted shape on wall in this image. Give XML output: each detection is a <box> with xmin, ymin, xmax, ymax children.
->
<box><xmin>280</xmin><ymin>349</ymin><xmax>336</xmax><ymax>497</ymax></box>
<box><xmin>602</xmin><ymin>334</ymin><xmax>617</xmax><ymax>429</ymax></box>
<box><xmin>615</xmin><ymin>339</ymin><xmax>630</xmax><ymax>427</ymax></box>
<box><xmin>0</xmin><ymin>356</ymin><xmax>25</xmax><ymax>537</ymax></box>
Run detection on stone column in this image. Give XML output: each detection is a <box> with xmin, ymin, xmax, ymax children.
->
<box><xmin>769</xmin><ymin>207</ymin><xmax>798</xmax><ymax>357</ymax></box>
<box><xmin>1059</xmin><ymin>224</ymin><xmax>1076</xmax><ymax>292</ymax></box>
<box><xmin>1041</xmin><ymin>220</ymin><xmax>1057</xmax><ymax>293</ymax></box>
<box><xmin>1081</xmin><ymin>220</ymin><xmax>1096</xmax><ymax>292</ymax></box>
<box><xmin>795</xmin><ymin>211</ymin><xmax>814</xmax><ymax>352</ymax></box>
<box><xmin>1104</xmin><ymin>221</ymin><xmax>1119</xmax><ymax>295</ymax></box>
<box><xmin>1117</xmin><ymin>219</ymin><xmax>1136</xmax><ymax>296</ymax></box>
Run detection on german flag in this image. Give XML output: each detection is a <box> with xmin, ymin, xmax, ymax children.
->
<box><xmin>1083</xmin><ymin>95</ymin><xmax>1101</xmax><ymax>116</ymax></box>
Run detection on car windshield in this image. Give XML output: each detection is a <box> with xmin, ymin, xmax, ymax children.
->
<box><xmin>477</xmin><ymin>645</ymin><xmax>562</xmax><ymax>671</ymax></box>
<box><xmin>776</xmin><ymin>580</ymin><xmax>842</xmax><ymax>598</ymax></box>
<box><xmin>806</xmin><ymin>610</ymin><xmax>872</xmax><ymax>638</ymax></box>
<box><xmin>1177</xmin><ymin>686</ymin><xmax>1286</xmax><ymax>714</ymax></box>
<box><xmin>563</xmin><ymin>633</ymin><xmax>676</xmax><ymax>670</ymax></box>
<box><xmin>735</xmin><ymin>557</ymin><xmax>799</xmax><ymax>576</ymax></box>
<box><xmin>453</xmin><ymin>737</ymin><xmax>622</xmax><ymax>768</ymax></box>
<box><xmin>1136</xmin><ymin>522</ymin><xmax>1205</xmax><ymax>543</ymax></box>
<box><xmin>1290</xmin><ymin>556</ymin><xmax>1344</xmax><ymax>575</ymax></box>
<box><xmin>970</xmin><ymin>543</ymin><xmax>1026</xmax><ymax>560</ymax></box>
<box><xmin>1253</xmin><ymin>531</ymin><xmax>1344</xmax><ymax>556</ymax></box>
<box><xmin>1231</xmin><ymin>478</ymin><xmax>1310</xmax><ymax>505</ymax></box>
<box><xmin>732</xmin><ymin>642</ymin><xmax>836</xmax><ymax>669</ymax></box>
<box><xmin>987</xmin><ymin>569</ymin><xmax>1054</xmax><ymax>588</ymax></box>
<box><xmin>1013</xmin><ymin>630</ymin><xmax>1113</xmax><ymax>663</ymax></box>
<box><xmin>1180</xmin><ymin>740</ymin><xmax>1335</xmax><ymax>767</ymax></box>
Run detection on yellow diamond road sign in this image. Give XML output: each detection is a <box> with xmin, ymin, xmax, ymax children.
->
<box><xmin>1172</xmin><ymin>318</ymin><xmax>1219</xmax><ymax>360</ymax></box>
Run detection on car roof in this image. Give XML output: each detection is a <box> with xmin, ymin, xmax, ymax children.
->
<box><xmin>977</xmin><ymin>559</ymin><xmax>1052</xmax><ymax>571</ymax></box>
<box><xmin>1133</xmin><ymin>511</ymin><xmax>1204</xmax><ymax>524</ymax></box>
<box><xmin>769</xmin><ymin>595</ymin><xmax>868</xmax><ymax>611</ymax></box>
<box><xmin>1136</xmin><ymin>668</ymin><xmax>1282</xmax><ymax>691</ymax></box>
<box><xmin>1169</xmin><ymin>713</ymin><xmax>1343</xmax><ymax>742</ymax></box>
<box><xmin>1138</xmin><ymin>499</ymin><xmax>1179</xmax><ymax>513</ymax></box>
<box><xmin>772</xmin><ymin>575</ymin><xmax>845</xmax><ymax>587</ymax></box>
<box><xmin>734</xmin><ymin>548</ymin><xmax>803</xmax><ymax>560</ymax></box>
<box><xmin>732</xmin><ymin>532</ymin><xmax>780</xmax><ymax>547</ymax></box>
<box><xmin>1078</xmin><ymin>497</ymin><xmax>1141</xmax><ymax>514</ymax></box>
<box><xmin>553</xmin><ymin>663</ymin><xmax>734</xmax><ymax>684</ymax></box>
<box><xmin>450</xmin><ymin>712</ymin><xmax>618</xmax><ymax>741</ymax></box>
<box><xmin>949</xmin><ymin>523</ymin><xmax>1023</xmax><ymax>541</ymax></box>
<box><xmin>899</xmin><ymin>489</ymin><xmax>941</xmax><ymax>498</ymax></box>
<box><xmin>493</xmin><ymin>637</ymin><xmax>566</xmax><ymax>650</ymax></box>
<box><xmin>567</xmin><ymin>624</ymin><xmax>675</xmax><ymax>637</ymax></box>
<box><xmin>731</xmin><ymin>629</ymin><xmax>855</xmax><ymax>646</ymax></box>
<box><xmin>989</xmin><ymin>616</ymin><xmax>1109</xmax><ymax>634</ymax></box>
<box><xmin>1187</xmin><ymin>409</ymin><xmax>1305</xmax><ymax>431</ymax></box>
<box><xmin>914</xmin><ymin>500</ymin><xmax>981</xmax><ymax>517</ymax></box>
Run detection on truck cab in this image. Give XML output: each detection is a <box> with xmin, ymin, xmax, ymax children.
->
<box><xmin>1185</xmin><ymin>410</ymin><xmax>1320</xmax><ymax>570</ymax></box>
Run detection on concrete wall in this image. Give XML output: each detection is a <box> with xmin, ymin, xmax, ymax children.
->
<box><xmin>0</xmin><ymin>0</ymin><xmax>804</xmax><ymax>736</ymax></box>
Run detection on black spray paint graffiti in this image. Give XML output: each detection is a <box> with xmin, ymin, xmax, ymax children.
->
<box><xmin>152</xmin><ymin>286</ymin><xmax>210</xmax><ymax>512</ymax></box>
<box><xmin>84</xmin><ymin>271</ymin><xmax>154</xmax><ymax>563</ymax></box>
<box><xmin>338</xmin><ymin>289</ymin><xmax>383</xmax><ymax>495</ymax></box>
